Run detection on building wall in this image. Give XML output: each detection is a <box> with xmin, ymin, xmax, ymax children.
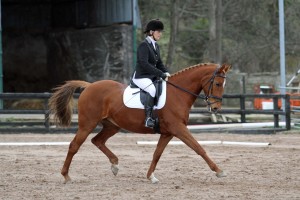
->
<box><xmin>2</xmin><ymin>0</ymin><xmax>134</xmax><ymax>92</ymax></box>
<box><xmin>47</xmin><ymin>25</ymin><xmax>133</xmax><ymax>87</ymax></box>
<box><xmin>3</xmin><ymin>25</ymin><xmax>133</xmax><ymax>92</ymax></box>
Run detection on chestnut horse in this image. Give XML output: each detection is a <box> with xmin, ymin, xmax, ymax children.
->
<box><xmin>48</xmin><ymin>63</ymin><xmax>231</xmax><ymax>184</ymax></box>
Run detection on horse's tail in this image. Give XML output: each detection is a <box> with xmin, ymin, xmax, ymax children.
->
<box><xmin>48</xmin><ymin>80</ymin><xmax>91</xmax><ymax>127</ymax></box>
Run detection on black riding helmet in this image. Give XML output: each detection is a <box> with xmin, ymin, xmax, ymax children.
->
<box><xmin>144</xmin><ymin>19</ymin><xmax>164</xmax><ymax>33</ymax></box>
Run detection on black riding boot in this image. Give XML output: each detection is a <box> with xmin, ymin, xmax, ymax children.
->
<box><xmin>144</xmin><ymin>93</ymin><xmax>155</xmax><ymax>128</ymax></box>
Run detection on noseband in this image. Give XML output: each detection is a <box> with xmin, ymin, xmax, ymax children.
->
<box><xmin>166</xmin><ymin>65</ymin><xmax>226</xmax><ymax>106</ymax></box>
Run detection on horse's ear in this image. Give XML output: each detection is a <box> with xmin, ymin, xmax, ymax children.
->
<box><xmin>219</xmin><ymin>63</ymin><xmax>231</xmax><ymax>73</ymax></box>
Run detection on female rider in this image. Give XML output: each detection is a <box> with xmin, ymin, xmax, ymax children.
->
<box><xmin>131</xmin><ymin>19</ymin><xmax>170</xmax><ymax>128</ymax></box>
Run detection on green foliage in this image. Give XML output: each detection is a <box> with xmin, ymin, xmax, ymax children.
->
<box><xmin>138</xmin><ymin>0</ymin><xmax>300</xmax><ymax>73</ymax></box>
<box><xmin>193</xmin><ymin>18</ymin><xmax>209</xmax><ymax>30</ymax></box>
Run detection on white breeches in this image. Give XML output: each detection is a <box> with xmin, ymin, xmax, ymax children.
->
<box><xmin>132</xmin><ymin>73</ymin><xmax>156</xmax><ymax>97</ymax></box>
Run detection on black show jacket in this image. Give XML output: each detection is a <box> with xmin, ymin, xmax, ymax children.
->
<box><xmin>134</xmin><ymin>37</ymin><xmax>168</xmax><ymax>80</ymax></box>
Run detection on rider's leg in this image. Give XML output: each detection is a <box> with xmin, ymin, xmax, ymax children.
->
<box><xmin>144</xmin><ymin>92</ymin><xmax>155</xmax><ymax>128</ymax></box>
<box><xmin>132</xmin><ymin>76</ymin><xmax>156</xmax><ymax>128</ymax></box>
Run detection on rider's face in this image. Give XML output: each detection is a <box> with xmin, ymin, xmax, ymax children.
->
<box><xmin>151</xmin><ymin>30</ymin><xmax>163</xmax><ymax>41</ymax></box>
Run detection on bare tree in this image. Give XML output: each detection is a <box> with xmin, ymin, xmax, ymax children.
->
<box><xmin>207</xmin><ymin>0</ymin><xmax>222</xmax><ymax>63</ymax></box>
<box><xmin>166</xmin><ymin>0</ymin><xmax>179</xmax><ymax>69</ymax></box>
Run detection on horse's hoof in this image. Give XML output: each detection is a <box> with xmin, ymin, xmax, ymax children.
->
<box><xmin>63</xmin><ymin>175</ymin><xmax>71</xmax><ymax>184</ymax></box>
<box><xmin>149</xmin><ymin>173</ymin><xmax>159</xmax><ymax>184</ymax></box>
<box><xmin>216</xmin><ymin>170</ymin><xmax>227</xmax><ymax>178</ymax></box>
<box><xmin>111</xmin><ymin>164</ymin><xmax>119</xmax><ymax>176</ymax></box>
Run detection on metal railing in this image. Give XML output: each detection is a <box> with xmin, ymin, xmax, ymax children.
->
<box><xmin>278</xmin><ymin>86</ymin><xmax>300</xmax><ymax>125</ymax></box>
<box><xmin>192</xmin><ymin>94</ymin><xmax>291</xmax><ymax>130</ymax></box>
<box><xmin>0</xmin><ymin>93</ymin><xmax>291</xmax><ymax>133</ymax></box>
<box><xmin>0</xmin><ymin>93</ymin><xmax>79</xmax><ymax>133</ymax></box>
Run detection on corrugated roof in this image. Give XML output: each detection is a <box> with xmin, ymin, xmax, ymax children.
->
<box><xmin>3</xmin><ymin>0</ymin><xmax>141</xmax><ymax>29</ymax></box>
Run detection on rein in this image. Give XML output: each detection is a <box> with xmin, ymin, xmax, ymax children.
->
<box><xmin>166</xmin><ymin>66</ymin><xmax>226</xmax><ymax>105</ymax></box>
<box><xmin>166</xmin><ymin>81</ymin><xmax>206</xmax><ymax>100</ymax></box>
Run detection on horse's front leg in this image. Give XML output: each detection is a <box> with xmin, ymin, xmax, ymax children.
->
<box><xmin>147</xmin><ymin>134</ymin><xmax>173</xmax><ymax>183</ymax></box>
<box><xmin>173</xmin><ymin>125</ymin><xmax>226</xmax><ymax>178</ymax></box>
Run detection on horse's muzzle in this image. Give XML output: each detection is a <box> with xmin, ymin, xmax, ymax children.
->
<box><xmin>212</xmin><ymin>107</ymin><xmax>220</xmax><ymax>113</ymax></box>
<box><xmin>210</xmin><ymin>106</ymin><xmax>220</xmax><ymax>113</ymax></box>
<box><xmin>207</xmin><ymin>105</ymin><xmax>220</xmax><ymax>113</ymax></box>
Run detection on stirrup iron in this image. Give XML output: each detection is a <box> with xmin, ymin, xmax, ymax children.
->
<box><xmin>145</xmin><ymin>117</ymin><xmax>155</xmax><ymax>128</ymax></box>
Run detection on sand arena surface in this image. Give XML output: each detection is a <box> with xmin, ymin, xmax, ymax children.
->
<box><xmin>0</xmin><ymin>132</ymin><xmax>299</xmax><ymax>200</ymax></box>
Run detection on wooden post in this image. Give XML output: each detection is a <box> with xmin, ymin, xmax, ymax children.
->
<box><xmin>240</xmin><ymin>95</ymin><xmax>246</xmax><ymax>123</ymax></box>
<box><xmin>273</xmin><ymin>96</ymin><xmax>279</xmax><ymax>128</ymax></box>
<box><xmin>44</xmin><ymin>94</ymin><xmax>50</xmax><ymax>132</ymax></box>
<box><xmin>285</xmin><ymin>94</ymin><xmax>291</xmax><ymax>130</ymax></box>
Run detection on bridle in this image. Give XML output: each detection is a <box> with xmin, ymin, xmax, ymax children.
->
<box><xmin>166</xmin><ymin>65</ymin><xmax>226</xmax><ymax>106</ymax></box>
<box><xmin>203</xmin><ymin>66</ymin><xmax>226</xmax><ymax>105</ymax></box>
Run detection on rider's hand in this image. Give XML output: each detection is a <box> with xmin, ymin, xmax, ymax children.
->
<box><xmin>165</xmin><ymin>72</ymin><xmax>171</xmax><ymax>77</ymax></box>
<box><xmin>164</xmin><ymin>72</ymin><xmax>171</xmax><ymax>81</ymax></box>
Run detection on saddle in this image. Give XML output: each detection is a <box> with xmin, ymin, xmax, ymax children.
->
<box><xmin>127</xmin><ymin>79</ymin><xmax>163</xmax><ymax>133</ymax></box>
<box><xmin>123</xmin><ymin>79</ymin><xmax>167</xmax><ymax>109</ymax></box>
<box><xmin>129</xmin><ymin>79</ymin><xmax>163</xmax><ymax>106</ymax></box>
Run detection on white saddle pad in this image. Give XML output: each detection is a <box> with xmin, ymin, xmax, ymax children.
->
<box><xmin>123</xmin><ymin>81</ymin><xmax>167</xmax><ymax>109</ymax></box>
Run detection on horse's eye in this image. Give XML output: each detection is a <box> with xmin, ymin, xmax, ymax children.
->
<box><xmin>215</xmin><ymin>82</ymin><xmax>221</xmax><ymax>87</ymax></box>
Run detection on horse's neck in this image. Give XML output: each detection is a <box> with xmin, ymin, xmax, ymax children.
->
<box><xmin>170</xmin><ymin>66</ymin><xmax>210</xmax><ymax>106</ymax></box>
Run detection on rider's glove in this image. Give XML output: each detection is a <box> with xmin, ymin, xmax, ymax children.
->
<box><xmin>163</xmin><ymin>72</ymin><xmax>171</xmax><ymax>81</ymax></box>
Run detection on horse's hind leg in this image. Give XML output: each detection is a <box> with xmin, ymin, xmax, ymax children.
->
<box><xmin>91</xmin><ymin>119</ymin><xmax>120</xmax><ymax>176</ymax></box>
<box><xmin>61</xmin><ymin>126</ymin><xmax>95</xmax><ymax>183</ymax></box>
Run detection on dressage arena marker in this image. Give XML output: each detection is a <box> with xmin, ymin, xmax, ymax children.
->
<box><xmin>137</xmin><ymin>141</ymin><xmax>222</xmax><ymax>145</ymax></box>
<box><xmin>187</xmin><ymin>121</ymin><xmax>291</xmax><ymax>130</ymax></box>
<box><xmin>137</xmin><ymin>141</ymin><xmax>271</xmax><ymax>146</ymax></box>
<box><xmin>0</xmin><ymin>141</ymin><xmax>271</xmax><ymax>146</ymax></box>
<box><xmin>0</xmin><ymin>142</ymin><xmax>70</xmax><ymax>146</ymax></box>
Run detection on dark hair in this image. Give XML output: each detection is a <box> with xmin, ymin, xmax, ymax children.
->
<box><xmin>144</xmin><ymin>19</ymin><xmax>164</xmax><ymax>34</ymax></box>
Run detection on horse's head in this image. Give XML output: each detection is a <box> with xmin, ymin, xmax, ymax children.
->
<box><xmin>202</xmin><ymin>63</ymin><xmax>231</xmax><ymax>113</ymax></box>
